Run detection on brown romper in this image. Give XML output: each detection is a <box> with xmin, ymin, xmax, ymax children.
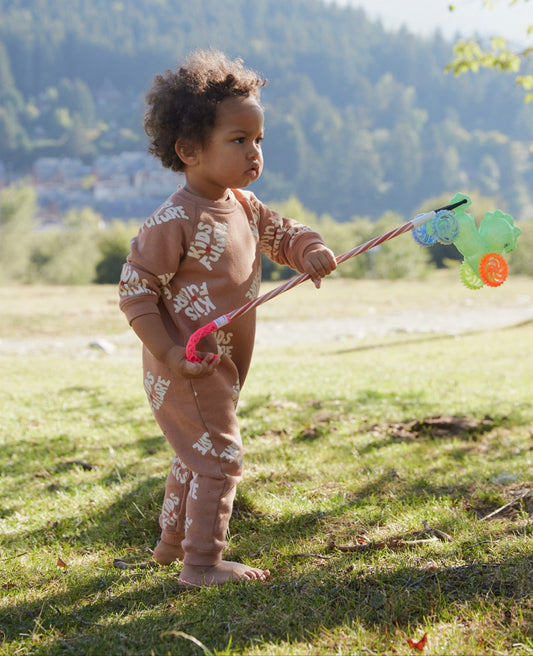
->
<box><xmin>119</xmin><ymin>187</ymin><xmax>326</xmax><ymax>566</ymax></box>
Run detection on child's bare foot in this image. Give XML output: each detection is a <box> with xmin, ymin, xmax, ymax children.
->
<box><xmin>178</xmin><ymin>560</ymin><xmax>270</xmax><ymax>588</ymax></box>
<box><xmin>152</xmin><ymin>540</ymin><xmax>184</xmax><ymax>565</ymax></box>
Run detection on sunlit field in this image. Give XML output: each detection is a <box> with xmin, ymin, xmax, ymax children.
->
<box><xmin>1</xmin><ymin>274</ymin><xmax>532</xmax><ymax>656</ymax></box>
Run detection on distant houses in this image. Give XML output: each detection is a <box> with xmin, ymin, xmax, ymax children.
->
<box><xmin>27</xmin><ymin>152</ymin><xmax>184</xmax><ymax>222</ymax></box>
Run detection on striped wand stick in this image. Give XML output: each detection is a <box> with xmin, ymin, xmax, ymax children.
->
<box><xmin>186</xmin><ymin>198</ymin><xmax>467</xmax><ymax>362</ymax></box>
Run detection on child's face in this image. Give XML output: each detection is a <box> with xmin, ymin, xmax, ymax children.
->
<box><xmin>183</xmin><ymin>96</ymin><xmax>264</xmax><ymax>200</ymax></box>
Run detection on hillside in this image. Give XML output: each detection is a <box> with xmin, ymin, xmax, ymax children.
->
<box><xmin>0</xmin><ymin>0</ymin><xmax>531</xmax><ymax>220</ymax></box>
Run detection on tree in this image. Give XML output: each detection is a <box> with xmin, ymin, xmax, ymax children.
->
<box><xmin>446</xmin><ymin>1</ymin><xmax>533</xmax><ymax>108</ymax></box>
<box><xmin>1</xmin><ymin>0</ymin><xmax>533</xmax><ymax>218</ymax></box>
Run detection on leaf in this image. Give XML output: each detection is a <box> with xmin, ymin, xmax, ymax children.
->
<box><xmin>56</xmin><ymin>557</ymin><xmax>69</xmax><ymax>569</ymax></box>
<box><xmin>517</xmin><ymin>75</ymin><xmax>533</xmax><ymax>90</ymax></box>
<box><xmin>407</xmin><ymin>633</ymin><xmax>428</xmax><ymax>651</ymax></box>
<box><xmin>490</xmin><ymin>36</ymin><xmax>507</xmax><ymax>51</ymax></box>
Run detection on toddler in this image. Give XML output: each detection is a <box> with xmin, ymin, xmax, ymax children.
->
<box><xmin>119</xmin><ymin>49</ymin><xmax>337</xmax><ymax>587</ymax></box>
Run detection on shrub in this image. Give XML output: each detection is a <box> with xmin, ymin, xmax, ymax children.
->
<box><xmin>95</xmin><ymin>220</ymin><xmax>138</xmax><ymax>284</ymax></box>
<box><xmin>0</xmin><ymin>185</ymin><xmax>36</xmax><ymax>283</ymax></box>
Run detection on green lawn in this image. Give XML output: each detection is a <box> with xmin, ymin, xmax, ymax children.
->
<box><xmin>1</xmin><ymin>275</ymin><xmax>532</xmax><ymax>655</ymax></box>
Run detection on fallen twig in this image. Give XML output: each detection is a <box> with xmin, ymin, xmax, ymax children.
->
<box><xmin>481</xmin><ymin>491</ymin><xmax>530</xmax><ymax>521</ymax></box>
<box><xmin>113</xmin><ymin>558</ymin><xmax>156</xmax><ymax>570</ymax></box>
<box><xmin>291</xmin><ymin>553</ymin><xmax>332</xmax><ymax>560</ymax></box>
<box><xmin>329</xmin><ymin>521</ymin><xmax>455</xmax><ymax>553</ymax></box>
<box><xmin>330</xmin><ymin>537</ymin><xmax>440</xmax><ymax>552</ymax></box>
<box><xmin>422</xmin><ymin>520</ymin><xmax>453</xmax><ymax>542</ymax></box>
<box><xmin>1</xmin><ymin>551</ymin><xmax>28</xmax><ymax>562</ymax></box>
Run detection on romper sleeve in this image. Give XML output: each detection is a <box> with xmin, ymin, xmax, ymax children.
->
<box><xmin>242</xmin><ymin>191</ymin><xmax>327</xmax><ymax>273</ymax></box>
<box><xmin>118</xmin><ymin>201</ymin><xmax>188</xmax><ymax>325</ymax></box>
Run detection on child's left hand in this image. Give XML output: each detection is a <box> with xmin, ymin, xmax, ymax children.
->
<box><xmin>302</xmin><ymin>245</ymin><xmax>337</xmax><ymax>288</ymax></box>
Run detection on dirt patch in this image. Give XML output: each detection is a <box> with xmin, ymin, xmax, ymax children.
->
<box><xmin>363</xmin><ymin>415</ymin><xmax>494</xmax><ymax>442</ymax></box>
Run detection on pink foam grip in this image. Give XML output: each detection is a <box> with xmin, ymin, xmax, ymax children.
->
<box><xmin>185</xmin><ymin>321</ymin><xmax>219</xmax><ymax>363</ymax></box>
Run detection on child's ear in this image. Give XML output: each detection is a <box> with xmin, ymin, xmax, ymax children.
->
<box><xmin>175</xmin><ymin>139</ymin><xmax>199</xmax><ymax>166</ymax></box>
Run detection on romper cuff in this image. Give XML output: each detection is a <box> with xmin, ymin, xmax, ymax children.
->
<box><xmin>120</xmin><ymin>299</ymin><xmax>161</xmax><ymax>326</ymax></box>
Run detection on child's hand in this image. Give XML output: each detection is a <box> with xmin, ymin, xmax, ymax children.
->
<box><xmin>164</xmin><ymin>345</ymin><xmax>220</xmax><ymax>379</ymax></box>
<box><xmin>302</xmin><ymin>245</ymin><xmax>337</xmax><ymax>288</ymax></box>
<box><xmin>130</xmin><ymin>314</ymin><xmax>219</xmax><ymax>378</ymax></box>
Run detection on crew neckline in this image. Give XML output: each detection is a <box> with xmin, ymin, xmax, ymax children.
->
<box><xmin>175</xmin><ymin>186</ymin><xmax>239</xmax><ymax>212</ymax></box>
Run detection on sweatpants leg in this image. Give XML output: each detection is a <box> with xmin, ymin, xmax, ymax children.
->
<box><xmin>158</xmin><ymin>456</ymin><xmax>191</xmax><ymax>553</ymax></box>
<box><xmin>144</xmin><ymin>350</ymin><xmax>243</xmax><ymax>567</ymax></box>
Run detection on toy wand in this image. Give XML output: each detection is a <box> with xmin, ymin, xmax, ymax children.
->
<box><xmin>185</xmin><ymin>198</ymin><xmax>467</xmax><ymax>362</ymax></box>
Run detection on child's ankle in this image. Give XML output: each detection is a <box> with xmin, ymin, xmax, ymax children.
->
<box><xmin>153</xmin><ymin>539</ymin><xmax>184</xmax><ymax>565</ymax></box>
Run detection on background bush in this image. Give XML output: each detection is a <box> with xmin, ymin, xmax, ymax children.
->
<box><xmin>0</xmin><ymin>185</ymin><xmax>530</xmax><ymax>285</ymax></box>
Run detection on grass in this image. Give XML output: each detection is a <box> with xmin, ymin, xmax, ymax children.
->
<box><xmin>1</xmin><ymin>274</ymin><xmax>532</xmax><ymax>655</ymax></box>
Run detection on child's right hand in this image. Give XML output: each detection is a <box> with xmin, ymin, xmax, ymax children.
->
<box><xmin>302</xmin><ymin>244</ymin><xmax>337</xmax><ymax>288</ymax></box>
<box><xmin>164</xmin><ymin>344</ymin><xmax>220</xmax><ymax>379</ymax></box>
<box><xmin>130</xmin><ymin>314</ymin><xmax>220</xmax><ymax>379</ymax></box>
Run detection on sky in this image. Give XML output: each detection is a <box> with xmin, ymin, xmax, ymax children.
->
<box><xmin>327</xmin><ymin>0</ymin><xmax>532</xmax><ymax>45</ymax></box>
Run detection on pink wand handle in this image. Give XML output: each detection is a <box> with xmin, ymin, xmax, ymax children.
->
<box><xmin>185</xmin><ymin>315</ymin><xmax>230</xmax><ymax>363</ymax></box>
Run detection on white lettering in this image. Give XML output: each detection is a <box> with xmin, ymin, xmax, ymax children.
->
<box><xmin>141</xmin><ymin>201</ymin><xmax>189</xmax><ymax>232</ymax></box>
<box><xmin>144</xmin><ymin>372</ymin><xmax>171</xmax><ymax>411</ymax></box>
<box><xmin>188</xmin><ymin>221</ymin><xmax>227</xmax><ymax>271</ymax></box>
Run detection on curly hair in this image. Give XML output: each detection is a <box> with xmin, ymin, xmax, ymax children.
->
<box><xmin>144</xmin><ymin>49</ymin><xmax>267</xmax><ymax>172</ymax></box>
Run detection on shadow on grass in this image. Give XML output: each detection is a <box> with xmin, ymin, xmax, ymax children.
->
<box><xmin>2</xmin><ymin>385</ymin><xmax>531</xmax><ymax>654</ymax></box>
<box><xmin>1</xmin><ymin>552</ymin><xmax>531</xmax><ymax>655</ymax></box>
<box><xmin>2</xmin><ymin>475</ymin><xmax>531</xmax><ymax>654</ymax></box>
<box><xmin>3</xmin><ymin>385</ymin><xmax>528</xmax><ymax>552</ymax></box>
<box><xmin>4</xmin><ymin>459</ymin><xmax>531</xmax><ymax>643</ymax></box>
<box><xmin>329</xmin><ymin>318</ymin><xmax>533</xmax><ymax>358</ymax></box>
<box><xmin>1</xmin><ymin>472</ymin><xmax>165</xmax><ymax>553</ymax></box>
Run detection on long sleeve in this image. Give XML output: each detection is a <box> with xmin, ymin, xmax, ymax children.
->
<box><xmin>119</xmin><ymin>199</ymin><xmax>189</xmax><ymax>324</ymax></box>
<box><xmin>237</xmin><ymin>190</ymin><xmax>326</xmax><ymax>273</ymax></box>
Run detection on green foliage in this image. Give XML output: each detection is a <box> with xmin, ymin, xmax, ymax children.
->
<box><xmin>447</xmin><ymin>37</ymin><xmax>522</xmax><ymax>76</ymax></box>
<box><xmin>29</xmin><ymin>207</ymin><xmax>104</xmax><ymax>284</ymax></box>
<box><xmin>315</xmin><ymin>214</ymin><xmax>374</xmax><ymax>279</ymax></box>
<box><xmin>508</xmin><ymin>217</ymin><xmax>533</xmax><ymax>275</ymax></box>
<box><xmin>95</xmin><ymin>219</ymin><xmax>139</xmax><ymax>284</ymax></box>
<box><xmin>0</xmin><ymin>0</ymin><xmax>532</xmax><ymax>219</ymax></box>
<box><xmin>268</xmin><ymin>199</ymin><xmax>432</xmax><ymax>280</ymax></box>
<box><xmin>0</xmin><ymin>192</ymin><xmax>140</xmax><ymax>285</ymax></box>
<box><xmin>2</xmin><ymin>183</ymin><xmax>529</xmax><ymax>286</ymax></box>
<box><xmin>447</xmin><ymin>3</ymin><xmax>533</xmax><ymax>105</ymax></box>
<box><xmin>368</xmin><ymin>212</ymin><xmax>433</xmax><ymax>279</ymax></box>
<box><xmin>0</xmin><ymin>185</ymin><xmax>36</xmax><ymax>283</ymax></box>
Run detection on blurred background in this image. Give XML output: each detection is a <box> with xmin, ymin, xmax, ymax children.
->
<box><xmin>0</xmin><ymin>0</ymin><xmax>531</xmax><ymax>285</ymax></box>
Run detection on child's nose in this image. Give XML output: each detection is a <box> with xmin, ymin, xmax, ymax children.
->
<box><xmin>249</xmin><ymin>142</ymin><xmax>261</xmax><ymax>157</ymax></box>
